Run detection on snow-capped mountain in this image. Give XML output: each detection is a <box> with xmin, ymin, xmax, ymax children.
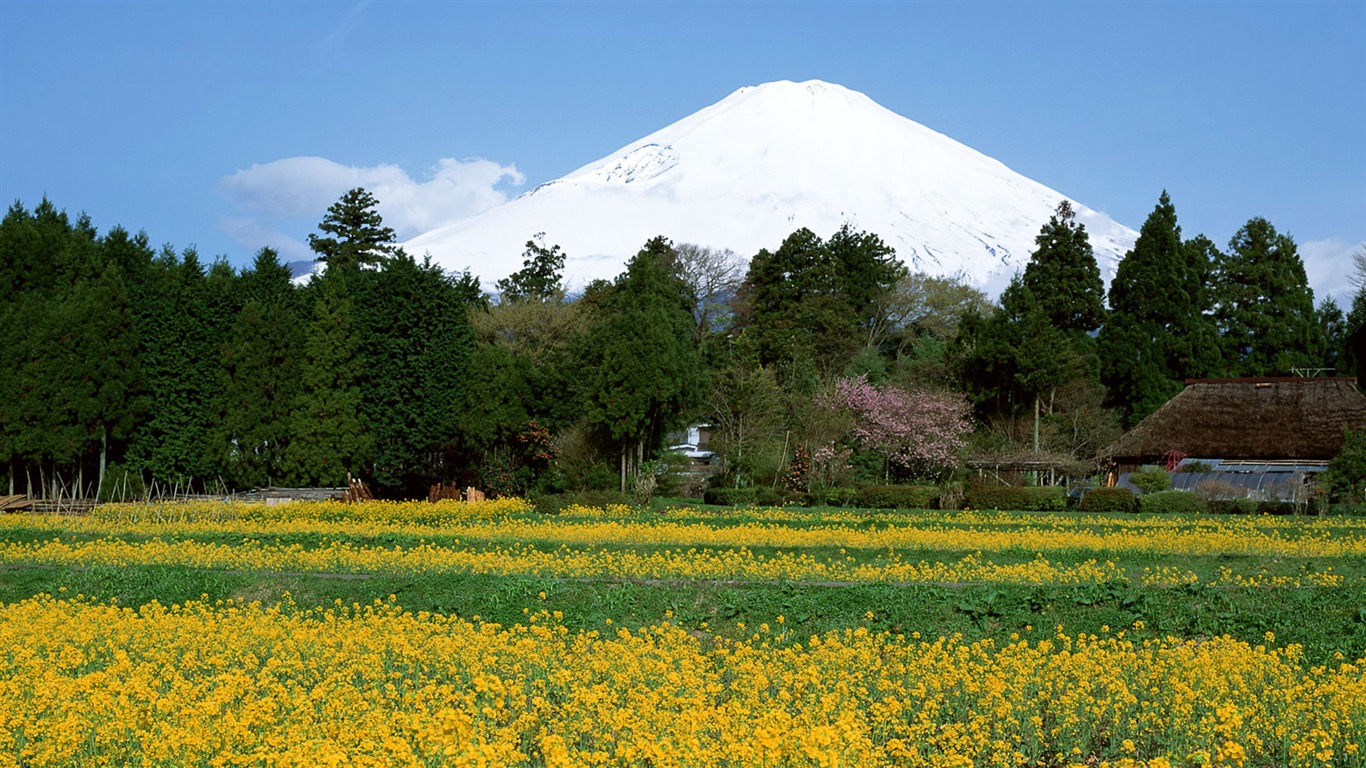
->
<box><xmin>404</xmin><ymin>80</ymin><xmax>1137</xmax><ymax>293</ymax></box>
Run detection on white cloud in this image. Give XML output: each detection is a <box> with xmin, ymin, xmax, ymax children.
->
<box><xmin>1299</xmin><ymin>237</ymin><xmax>1364</xmax><ymax>306</ymax></box>
<box><xmin>218</xmin><ymin>155</ymin><xmax>525</xmax><ymax>258</ymax></box>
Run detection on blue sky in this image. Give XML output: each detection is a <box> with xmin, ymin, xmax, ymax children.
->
<box><xmin>2</xmin><ymin>1</ymin><xmax>1362</xmax><ymax>301</ymax></box>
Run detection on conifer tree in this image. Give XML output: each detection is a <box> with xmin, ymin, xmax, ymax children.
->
<box><xmin>213</xmin><ymin>248</ymin><xmax>302</xmax><ymax>489</ymax></box>
<box><xmin>736</xmin><ymin>226</ymin><xmax>903</xmax><ymax>381</ymax></box>
<box><xmin>126</xmin><ymin>247</ymin><xmax>227</xmax><ymax>487</ymax></box>
<box><xmin>495</xmin><ymin>234</ymin><xmax>565</xmax><ymax>302</ymax></box>
<box><xmin>307</xmin><ymin>188</ymin><xmax>397</xmax><ymax>270</ymax></box>
<box><xmin>351</xmin><ymin>254</ymin><xmax>475</xmax><ymax>493</ymax></box>
<box><xmin>1020</xmin><ymin>200</ymin><xmax>1106</xmax><ymax>333</ymax></box>
<box><xmin>1211</xmin><ymin>217</ymin><xmax>1324</xmax><ymax>375</ymax></box>
<box><xmin>581</xmin><ymin>237</ymin><xmax>706</xmax><ymax>491</ymax></box>
<box><xmin>285</xmin><ymin>273</ymin><xmax>371</xmax><ymax>486</ymax></box>
<box><xmin>1097</xmin><ymin>192</ymin><xmax>1219</xmax><ymax>427</ymax></box>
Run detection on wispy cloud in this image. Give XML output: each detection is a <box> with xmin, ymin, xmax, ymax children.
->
<box><xmin>313</xmin><ymin>0</ymin><xmax>373</xmax><ymax>63</ymax></box>
<box><xmin>218</xmin><ymin>155</ymin><xmax>525</xmax><ymax>258</ymax></box>
<box><xmin>1300</xmin><ymin>237</ymin><xmax>1363</xmax><ymax>306</ymax></box>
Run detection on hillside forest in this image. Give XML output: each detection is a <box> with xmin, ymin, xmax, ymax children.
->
<box><xmin>2</xmin><ymin>189</ymin><xmax>1363</xmax><ymax>501</ymax></box>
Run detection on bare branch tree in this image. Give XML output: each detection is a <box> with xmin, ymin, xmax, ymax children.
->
<box><xmin>671</xmin><ymin>243</ymin><xmax>746</xmax><ymax>340</ymax></box>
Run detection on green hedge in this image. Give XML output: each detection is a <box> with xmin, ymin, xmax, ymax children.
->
<box><xmin>1138</xmin><ymin>490</ymin><xmax>1205</xmax><ymax>515</ymax></box>
<box><xmin>964</xmin><ymin>486</ymin><xmax>1066</xmax><ymax>512</ymax></box>
<box><xmin>702</xmin><ymin>487</ymin><xmax>783</xmax><ymax>507</ymax></box>
<box><xmin>854</xmin><ymin>485</ymin><xmax>939</xmax><ymax>510</ymax></box>
<box><xmin>1206</xmin><ymin>498</ymin><xmax>1299</xmax><ymax>515</ymax></box>
<box><xmin>1078</xmin><ymin>487</ymin><xmax>1137</xmax><ymax>514</ymax></box>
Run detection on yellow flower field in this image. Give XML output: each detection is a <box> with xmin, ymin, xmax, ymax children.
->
<box><xmin>1</xmin><ymin>500</ymin><xmax>1363</xmax><ymax>766</ymax></box>
<box><xmin>1</xmin><ymin>594</ymin><xmax>1362</xmax><ymax>768</ymax></box>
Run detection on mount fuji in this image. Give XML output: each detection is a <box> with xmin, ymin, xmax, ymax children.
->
<box><xmin>403</xmin><ymin>80</ymin><xmax>1137</xmax><ymax>293</ymax></box>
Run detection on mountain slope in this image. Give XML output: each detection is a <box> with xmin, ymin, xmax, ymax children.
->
<box><xmin>404</xmin><ymin>80</ymin><xmax>1136</xmax><ymax>292</ymax></box>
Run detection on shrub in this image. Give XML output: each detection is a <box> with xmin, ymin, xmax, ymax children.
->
<box><xmin>854</xmin><ymin>485</ymin><xmax>939</xmax><ymax>510</ymax></box>
<box><xmin>1130</xmin><ymin>465</ymin><xmax>1172</xmax><ymax>494</ymax></box>
<box><xmin>702</xmin><ymin>487</ymin><xmax>755</xmax><ymax>507</ymax></box>
<box><xmin>1138</xmin><ymin>490</ymin><xmax>1204</xmax><ymax>515</ymax></box>
<box><xmin>701</xmin><ymin>486</ymin><xmax>782</xmax><ymax>507</ymax></box>
<box><xmin>937</xmin><ymin>480</ymin><xmax>965</xmax><ymax>511</ymax></box>
<box><xmin>754</xmin><ymin>487</ymin><xmax>783</xmax><ymax>506</ymax></box>
<box><xmin>964</xmin><ymin>486</ymin><xmax>1066</xmax><ymax>512</ymax></box>
<box><xmin>1078</xmin><ymin>487</ymin><xmax>1136</xmax><ymax>514</ymax></box>
<box><xmin>1206</xmin><ymin>497</ymin><xmax>1259</xmax><ymax>515</ymax></box>
<box><xmin>822</xmin><ymin>487</ymin><xmax>859</xmax><ymax>507</ymax></box>
<box><xmin>1180</xmin><ymin>460</ymin><xmax>1215</xmax><ymax>473</ymax></box>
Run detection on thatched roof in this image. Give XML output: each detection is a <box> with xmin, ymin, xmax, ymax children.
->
<box><xmin>1101</xmin><ymin>378</ymin><xmax>1366</xmax><ymax>462</ymax></box>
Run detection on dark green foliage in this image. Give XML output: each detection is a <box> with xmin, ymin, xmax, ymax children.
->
<box><xmin>1138</xmin><ymin>489</ymin><xmax>1204</xmax><ymax>515</ymax></box>
<box><xmin>1020</xmin><ymin>201</ymin><xmax>1106</xmax><ymax>333</ymax></box>
<box><xmin>1326</xmin><ymin>429</ymin><xmax>1366</xmax><ymax>503</ymax></box>
<box><xmin>1344</xmin><ymin>250</ymin><xmax>1366</xmax><ymax>377</ymax></box>
<box><xmin>580</xmin><ymin>237</ymin><xmax>706</xmax><ymax>490</ymax></box>
<box><xmin>1129</xmin><ymin>465</ymin><xmax>1172</xmax><ymax>494</ymax></box>
<box><xmin>853</xmin><ymin>485</ymin><xmax>939</xmax><ymax>510</ymax></box>
<box><xmin>1212</xmin><ymin>217</ymin><xmax>1324</xmax><ymax>376</ymax></box>
<box><xmin>964</xmin><ymin>486</ymin><xmax>1066</xmax><ymax>512</ymax></box>
<box><xmin>351</xmin><ymin>254</ymin><xmax>475</xmax><ymax>494</ymax></box>
<box><xmin>1078</xmin><ymin>487</ymin><xmax>1137</xmax><ymax>513</ymax></box>
<box><xmin>126</xmin><ymin>248</ymin><xmax>233</xmax><ymax>487</ymax></box>
<box><xmin>306</xmin><ymin>187</ymin><xmax>396</xmax><ymax>270</ymax></box>
<box><xmin>1098</xmin><ymin>192</ymin><xmax>1220</xmax><ymax>427</ymax></box>
<box><xmin>955</xmin><ymin>206</ymin><xmax>1109</xmax><ymax>457</ymax></box>
<box><xmin>495</xmin><ymin>234</ymin><xmax>565</xmax><ymax>302</ymax></box>
<box><xmin>0</xmin><ymin>201</ymin><xmax>149</xmax><ymax>497</ymax></box>
<box><xmin>212</xmin><ymin>248</ymin><xmax>301</xmax><ymax>489</ymax></box>
<box><xmin>1205</xmin><ymin>497</ymin><xmax>1298</xmax><ymax>515</ymax></box>
<box><xmin>701</xmin><ymin>486</ymin><xmax>783</xmax><ymax>507</ymax></box>
<box><xmin>284</xmin><ymin>274</ymin><xmax>371</xmax><ymax>486</ymax></box>
<box><xmin>737</xmin><ymin>226</ymin><xmax>904</xmax><ymax>379</ymax></box>
<box><xmin>1318</xmin><ymin>297</ymin><xmax>1348</xmax><ymax>376</ymax></box>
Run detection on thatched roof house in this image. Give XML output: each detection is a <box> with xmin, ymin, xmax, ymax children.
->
<box><xmin>1102</xmin><ymin>378</ymin><xmax>1366</xmax><ymax>469</ymax></box>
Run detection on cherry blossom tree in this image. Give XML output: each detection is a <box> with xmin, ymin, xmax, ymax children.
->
<box><xmin>825</xmin><ymin>375</ymin><xmax>971</xmax><ymax>480</ymax></box>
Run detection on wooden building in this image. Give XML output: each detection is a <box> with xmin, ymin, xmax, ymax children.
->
<box><xmin>1099</xmin><ymin>378</ymin><xmax>1366</xmax><ymax>500</ymax></box>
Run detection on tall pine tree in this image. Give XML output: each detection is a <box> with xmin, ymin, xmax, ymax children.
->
<box><xmin>1021</xmin><ymin>201</ymin><xmax>1106</xmax><ymax>334</ymax></box>
<box><xmin>1211</xmin><ymin>217</ymin><xmax>1324</xmax><ymax>376</ymax></box>
<box><xmin>1097</xmin><ymin>192</ymin><xmax>1219</xmax><ymax>427</ymax></box>
<box><xmin>307</xmin><ymin>187</ymin><xmax>397</xmax><ymax>270</ymax></box>
<box><xmin>213</xmin><ymin>247</ymin><xmax>302</xmax><ymax>489</ymax></box>
<box><xmin>581</xmin><ymin>237</ymin><xmax>706</xmax><ymax>491</ymax></box>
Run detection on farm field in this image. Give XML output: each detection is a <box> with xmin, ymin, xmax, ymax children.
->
<box><xmin>0</xmin><ymin>499</ymin><xmax>1363</xmax><ymax>767</ymax></box>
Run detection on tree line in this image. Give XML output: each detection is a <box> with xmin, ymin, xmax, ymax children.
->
<box><xmin>2</xmin><ymin>188</ymin><xmax>1361</xmax><ymax>500</ymax></box>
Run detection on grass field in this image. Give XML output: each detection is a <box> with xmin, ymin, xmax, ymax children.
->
<box><xmin>0</xmin><ymin>498</ymin><xmax>1362</xmax><ymax>767</ymax></box>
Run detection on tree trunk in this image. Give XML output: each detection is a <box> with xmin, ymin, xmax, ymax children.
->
<box><xmin>96</xmin><ymin>425</ymin><xmax>108</xmax><ymax>502</ymax></box>
<box><xmin>1033</xmin><ymin>395</ymin><xmax>1040</xmax><ymax>453</ymax></box>
<box><xmin>620</xmin><ymin>445</ymin><xmax>627</xmax><ymax>494</ymax></box>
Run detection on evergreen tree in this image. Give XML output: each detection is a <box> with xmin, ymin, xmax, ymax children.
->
<box><xmin>1020</xmin><ymin>201</ymin><xmax>1106</xmax><ymax>333</ymax></box>
<box><xmin>736</xmin><ymin>226</ymin><xmax>903</xmax><ymax>381</ymax></box>
<box><xmin>0</xmin><ymin>201</ymin><xmax>145</xmax><ymax>497</ymax></box>
<box><xmin>494</xmin><ymin>234</ymin><xmax>565</xmax><ymax>302</ymax></box>
<box><xmin>307</xmin><ymin>187</ymin><xmax>397</xmax><ymax>270</ymax></box>
<box><xmin>351</xmin><ymin>254</ymin><xmax>475</xmax><ymax>493</ymax></box>
<box><xmin>1098</xmin><ymin>192</ymin><xmax>1219</xmax><ymax>426</ymax></box>
<box><xmin>126</xmin><ymin>247</ymin><xmax>227</xmax><ymax>487</ymax></box>
<box><xmin>213</xmin><ymin>248</ymin><xmax>302</xmax><ymax>489</ymax></box>
<box><xmin>1211</xmin><ymin>217</ymin><xmax>1325</xmax><ymax>376</ymax></box>
<box><xmin>1318</xmin><ymin>297</ymin><xmax>1348</xmax><ymax>376</ymax></box>
<box><xmin>581</xmin><ymin>237</ymin><xmax>707</xmax><ymax>491</ymax></box>
<box><xmin>285</xmin><ymin>272</ymin><xmax>371</xmax><ymax>486</ymax></box>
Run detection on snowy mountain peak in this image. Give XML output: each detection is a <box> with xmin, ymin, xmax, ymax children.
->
<box><xmin>404</xmin><ymin>80</ymin><xmax>1137</xmax><ymax>293</ymax></box>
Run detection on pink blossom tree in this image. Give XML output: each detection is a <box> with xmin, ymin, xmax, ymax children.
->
<box><xmin>824</xmin><ymin>375</ymin><xmax>972</xmax><ymax>480</ymax></box>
